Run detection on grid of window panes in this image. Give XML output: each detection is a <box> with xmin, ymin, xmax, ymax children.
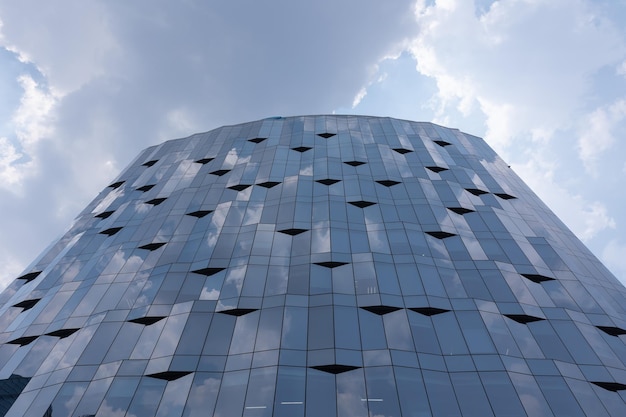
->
<box><xmin>1</xmin><ymin>115</ymin><xmax>626</xmax><ymax>416</ymax></box>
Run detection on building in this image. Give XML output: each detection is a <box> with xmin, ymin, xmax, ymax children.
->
<box><xmin>1</xmin><ymin>115</ymin><xmax>625</xmax><ymax>416</ymax></box>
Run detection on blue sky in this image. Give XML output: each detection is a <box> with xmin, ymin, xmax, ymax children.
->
<box><xmin>1</xmin><ymin>0</ymin><xmax>625</xmax><ymax>290</ymax></box>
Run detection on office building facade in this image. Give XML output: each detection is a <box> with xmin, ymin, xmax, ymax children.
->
<box><xmin>1</xmin><ymin>115</ymin><xmax>625</xmax><ymax>416</ymax></box>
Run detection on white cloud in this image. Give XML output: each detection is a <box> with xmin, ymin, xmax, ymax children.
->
<box><xmin>514</xmin><ymin>149</ymin><xmax>616</xmax><ymax>242</ymax></box>
<box><xmin>577</xmin><ymin>99</ymin><xmax>626</xmax><ymax>176</ymax></box>
<box><xmin>601</xmin><ymin>239</ymin><xmax>626</xmax><ymax>285</ymax></box>
<box><xmin>0</xmin><ymin>137</ymin><xmax>24</xmax><ymax>187</ymax></box>
<box><xmin>13</xmin><ymin>74</ymin><xmax>57</xmax><ymax>146</ymax></box>
<box><xmin>0</xmin><ymin>74</ymin><xmax>57</xmax><ymax>192</ymax></box>
<box><xmin>410</xmin><ymin>0</ymin><xmax>625</xmax><ymax>150</ymax></box>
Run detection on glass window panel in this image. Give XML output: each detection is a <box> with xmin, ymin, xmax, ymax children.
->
<box><xmin>49</xmin><ymin>382</ymin><xmax>88</xmax><ymax>416</ymax></box>
<box><xmin>423</xmin><ymin>370</ymin><xmax>462</xmax><ymax>416</ymax></box>
<box><xmin>281</xmin><ymin>306</ymin><xmax>307</xmax><ymax>350</ymax></box>
<box><xmin>334</xmin><ymin>306</ymin><xmax>360</xmax><ymax>350</ymax></box>
<box><xmin>152</xmin><ymin>313</ymin><xmax>188</xmax><ymax>357</ymax></box>
<box><xmin>552</xmin><ymin>321</ymin><xmax>601</xmax><ymax>365</ymax></box>
<box><xmin>450</xmin><ymin>373</ymin><xmax>494</xmax><ymax>417</ymax></box>
<box><xmin>480</xmin><ymin>372</ymin><xmax>527</xmax><ymax>416</ymax></box>
<box><xmin>332</xmin><ymin>264</ymin><xmax>355</xmax><ymax>294</ymax></box>
<box><xmin>529</xmin><ymin>321</ymin><xmax>574</xmax><ymax>362</ymax></box>
<box><xmin>353</xmin><ymin>261</ymin><xmax>377</xmax><ymax>295</ymax></box>
<box><xmin>202</xmin><ymin>314</ymin><xmax>236</xmax><ymax>355</ymax></box>
<box><xmin>508</xmin><ymin>373</ymin><xmax>554</xmax><ymax>416</ymax></box>
<box><xmin>307</xmin><ymin>306</ymin><xmax>333</xmax><ymax>350</ymax></box>
<box><xmin>457</xmin><ymin>311</ymin><xmax>497</xmax><ymax>354</ymax></box>
<box><xmin>243</xmin><ymin>367</ymin><xmax>277</xmax><ymax>417</ymax></box>
<box><xmin>98</xmin><ymin>377</ymin><xmax>140</xmax><ymax>415</ymax></box>
<box><xmin>255</xmin><ymin>307</ymin><xmax>282</xmax><ymax>351</ymax></box>
<box><xmin>396</xmin><ymin>263</ymin><xmax>424</xmax><ymax>295</ymax></box>
<box><xmin>565</xmin><ymin>378</ymin><xmax>612</xmax><ymax>417</ymax></box>
<box><xmin>74</xmin><ymin>377</ymin><xmax>115</xmax><ymax>417</ymax></box>
<box><xmin>481</xmin><ymin>270</ymin><xmax>517</xmax><ymax>302</ymax></box>
<box><xmin>77</xmin><ymin>323</ymin><xmax>123</xmax><ymax>365</ymax></box>
<box><xmin>229</xmin><ymin>310</ymin><xmax>260</xmax><ymax>355</ymax></box>
<box><xmin>182</xmin><ymin>372</ymin><xmax>222</xmax><ymax>417</ymax></box>
<box><xmin>176</xmin><ymin>312</ymin><xmax>213</xmax><ymax>355</ymax></box>
<box><xmin>156</xmin><ymin>373</ymin><xmax>194</xmax><ymax>417</ymax></box>
<box><xmin>383</xmin><ymin>310</ymin><xmax>414</xmax><ymax>351</ymax></box>
<box><xmin>480</xmin><ymin>311</ymin><xmax>521</xmax><ymax>357</ymax></box>
<box><xmin>117</xmin><ymin>377</ymin><xmax>165</xmax><ymax>416</ymax></box>
<box><xmin>363</xmin><ymin>366</ymin><xmax>402</xmax><ymax>416</ymax></box>
<box><xmin>375</xmin><ymin>262</ymin><xmax>400</xmax><ymax>295</ymax></box>
<box><xmin>305</xmin><ymin>368</ymin><xmax>337</xmax><ymax>417</ymax></box>
<box><xmin>432</xmin><ymin>313</ymin><xmax>468</xmax><ymax>355</ymax></box>
<box><xmin>418</xmin><ymin>264</ymin><xmax>447</xmax><ymax>297</ymax></box>
<box><xmin>336</xmin><ymin>369</ymin><xmax>368</xmax><ymax>417</ymax></box>
<box><xmin>535</xmin><ymin>376</ymin><xmax>586</xmax><ymax>417</ymax></box>
<box><xmin>349</xmin><ymin>229</ymin><xmax>370</xmax><ymax>253</ymax></box>
<box><xmin>213</xmin><ymin>370</ymin><xmax>250</xmax><ymax>417</ymax></box>
<box><xmin>274</xmin><ymin>367</ymin><xmax>305</xmax><ymax>417</ymax></box>
<box><xmin>358</xmin><ymin>308</ymin><xmax>387</xmax><ymax>350</ymax></box>
<box><xmin>101</xmin><ymin>323</ymin><xmax>142</xmax><ymax>362</ymax></box>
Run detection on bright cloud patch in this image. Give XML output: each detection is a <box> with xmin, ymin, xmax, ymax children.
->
<box><xmin>577</xmin><ymin>99</ymin><xmax>626</xmax><ymax>176</ymax></box>
<box><xmin>410</xmin><ymin>0</ymin><xmax>624</xmax><ymax>148</ymax></box>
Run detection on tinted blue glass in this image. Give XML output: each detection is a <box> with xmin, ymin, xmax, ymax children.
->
<box><xmin>1</xmin><ymin>116</ymin><xmax>626</xmax><ymax>416</ymax></box>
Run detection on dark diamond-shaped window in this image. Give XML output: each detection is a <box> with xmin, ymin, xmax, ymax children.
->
<box><xmin>192</xmin><ymin>267</ymin><xmax>226</xmax><ymax>276</ymax></box>
<box><xmin>393</xmin><ymin>148</ymin><xmax>413</xmax><ymax>154</ymax></box>
<box><xmin>349</xmin><ymin>201</ymin><xmax>376</xmax><ymax>208</ymax></box>
<box><xmin>195</xmin><ymin>158</ymin><xmax>214</xmax><ymax>164</ymax></box>
<box><xmin>46</xmin><ymin>328</ymin><xmax>79</xmax><ymax>338</ymax></box>
<box><xmin>146</xmin><ymin>198</ymin><xmax>167</xmax><ymax>206</ymax></box>
<box><xmin>186</xmin><ymin>210</ymin><xmax>213</xmax><ymax>218</ymax></box>
<box><xmin>248</xmin><ymin>137</ymin><xmax>267</xmax><ymax>144</ymax></box>
<box><xmin>344</xmin><ymin>161</ymin><xmax>366</xmax><ymax>167</ymax></box>
<box><xmin>504</xmin><ymin>314</ymin><xmax>545</xmax><ymax>324</ymax></box>
<box><xmin>292</xmin><ymin>146</ymin><xmax>312</xmax><ymax>153</ymax></box>
<box><xmin>128</xmin><ymin>316</ymin><xmax>166</xmax><ymax>326</ymax></box>
<box><xmin>137</xmin><ymin>184</ymin><xmax>155</xmax><ymax>192</ymax></box>
<box><xmin>13</xmin><ymin>298</ymin><xmax>40</xmax><ymax>310</ymax></box>
<box><xmin>16</xmin><ymin>271</ymin><xmax>42</xmax><ymax>282</ymax></box>
<box><xmin>7</xmin><ymin>336</ymin><xmax>38</xmax><ymax>346</ymax></box>
<box><xmin>314</xmin><ymin>261</ymin><xmax>349</xmax><ymax>269</ymax></box>
<box><xmin>228</xmin><ymin>184</ymin><xmax>252</xmax><ymax>192</ymax></box>
<box><xmin>138</xmin><ymin>242</ymin><xmax>166</xmax><ymax>251</ymax></box>
<box><xmin>100</xmin><ymin>227</ymin><xmax>122</xmax><ymax>236</ymax></box>
<box><xmin>147</xmin><ymin>371</ymin><xmax>192</xmax><ymax>381</ymax></box>
<box><xmin>108</xmin><ymin>181</ymin><xmax>125</xmax><ymax>189</ymax></box>
<box><xmin>95</xmin><ymin>210</ymin><xmax>115</xmax><ymax>219</ymax></box>
<box><xmin>257</xmin><ymin>181</ymin><xmax>281</xmax><ymax>189</ymax></box>
<box><xmin>465</xmin><ymin>188</ymin><xmax>488</xmax><ymax>196</ymax></box>
<box><xmin>447</xmin><ymin>207</ymin><xmax>474</xmax><ymax>215</ymax></box>
<box><xmin>310</xmin><ymin>364</ymin><xmax>360</xmax><ymax>374</ymax></box>
<box><xmin>360</xmin><ymin>305</ymin><xmax>402</xmax><ymax>315</ymax></box>
<box><xmin>426</xmin><ymin>166</ymin><xmax>448</xmax><ymax>173</ymax></box>
<box><xmin>317</xmin><ymin>133</ymin><xmax>336</xmax><ymax>139</ymax></box>
<box><xmin>218</xmin><ymin>308</ymin><xmax>258</xmax><ymax>317</ymax></box>
<box><xmin>142</xmin><ymin>160</ymin><xmax>158</xmax><ymax>167</ymax></box>
<box><xmin>278</xmin><ymin>228</ymin><xmax>308</xmax><ymax>236</ymax></box>
<box><xmin>316</xmin><ymin>179</ymin><xmax>341</xmax><ymax>186</ymax></box>
<box><xmin>425</xmin><ymin>231</ymin><xmax>456</xmax><ymax>239</ymax></box>
<box><xmin>591</xmin><ymin>381</ymin><xmax>626</xmax><ymax>392</ymax></box>
<box><xmin>376</xmin><ymin>180</ymin><xmax>401</xmax><ymax>187</ymax></box>
<box><xmin>434</xmin><ymin>140</ymin><xmax>451</xmax><ymax>147</ymax></box>
<box><xmin>495</xmin><ymin>193</ymin><xmax>517</xmax><ymax>200</ymax></box>
<box><xmin>597</xmin><ymin>326</ymin><xmax>626</xmax><ymax>337</ymax></box>
<box><xmin>210</xmin><ymin>169</ymin><xmax>230</xmax><ymax>176</ymax></box>
<box><xmin>520</xmin><ymin>273</ymin><xmax>555</xmax><ymax>283</ymax></box>
<box><xmin>409</xmin><ymin>307</ymin><xmax>450</xmax><ymax>316</ymax></box>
